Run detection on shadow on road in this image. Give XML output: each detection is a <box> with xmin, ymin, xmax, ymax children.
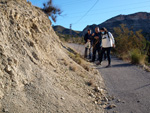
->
<box><xmin>112</xmin><ymin>63</ymin><xmax>133</xmax><ymax>68</ymax></box>
<box><xmin>94</xmin><ymin>63</ymin><xmax>134</xmax><ymax>69</ymax></box>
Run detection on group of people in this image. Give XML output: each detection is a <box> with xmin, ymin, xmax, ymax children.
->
<box><xmin>84</xmin><ymin>27</ymin><xmax>115</xmax><ymax>68</ymax></box>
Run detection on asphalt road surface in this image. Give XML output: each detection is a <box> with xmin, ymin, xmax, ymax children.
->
<box><xmin>67</xmin><ymin>43</ymin><xmax>150</xmax><ymax>113</ymax></box>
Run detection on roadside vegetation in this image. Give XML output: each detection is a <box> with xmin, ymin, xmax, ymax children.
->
<box><xmin>57</xmin><ymin>33</ymin><xmax>84</xmax><ymax>44</ymax></box>
<box><xmin>113</xmin><ymin>24</ymin><xmax>150</xmax><ymax>66</ymax></box>
<box><xmin>67</xmin><ymin>47</ymin><xmax>90</xmax><ymax>72</ymax></box>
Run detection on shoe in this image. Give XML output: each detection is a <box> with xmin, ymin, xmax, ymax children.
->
<box><xmin>105</xmin><ymin>65</ymin><xmax>111</xmax><ymax>68</ymax></box>
<box><xmin>96</xmin><ymin>62</ymin><xmax>101</xmax><ymax>65</ymax></box>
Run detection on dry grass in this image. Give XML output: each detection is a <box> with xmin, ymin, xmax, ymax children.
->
<box><xmin>67</xmin><ymin>47</ymin><xmax>92</xmax><ymax>74</ymax></box>
<box><xmin>82</xmin><ymin>65</ymin><xmax>90</xmax><ymax>71</ymax></box>
<box><xmin>68</xmin><ymin>52</ymin><xmax>82</xmax><ymax>65</ymax></box>
<box><xmin>130</xmin><ymin>49</ymin><xmax>146</xmax><ymax>65</ymax></box>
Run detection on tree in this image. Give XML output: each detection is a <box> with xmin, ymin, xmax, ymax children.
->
<box><xmin>43</xmin><ymin>0</ymin><xmax>62</xmax><ymax>22</ymax></box>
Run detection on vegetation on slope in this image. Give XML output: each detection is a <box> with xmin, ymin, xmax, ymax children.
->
<box><xmin>113</xmin><ymin>24</ymin><xmax>150</xmax><ymax>65</ymax></box>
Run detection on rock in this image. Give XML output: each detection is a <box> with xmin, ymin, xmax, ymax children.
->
<box><xmin>4</xmin><ymin>65</ymin><xmax>13</xmax><ymax>75</ymax></box>
<box><xmin>108</xmin><ymin>96</ymin><xmax>115</xmax><ymax>101</ymax></box>
<box><xmin>103</xmin><ymin>97</ymin><xmax>108</xmax><ymax>102</ymax></box>
<box><xmin>61</xmin><ymin>97</ymin><xmax>65</xmax><ymax>100</ymax></box>
<box><xmin>107</xmin><ymin>104</ymin><xmax>117</xmax><ymax>109</ymax></box>
<box><xmin>122</xmin><ymin>101</ymin><xmax>125</xmax><ymax>103</ymax></box>
<box><xmin>116</xmin><ymin>99</ymin><xmax>121</xmax><ymax>103</ymax></box>
<box><xmin>137</xmin><ymin>100</ymin><xmax>140</xmax><ymax>103</ymax></box>
<box><xmin>89</xmin><ymin>93</ymin><xmax>96</xmax><ymax>98</ymax></box>
<box><xmin>2</xmin><ymin>108</ymin><xmax>9</xmax><ymax>112</ymax></box>
<box><xmin>100</xmin><ymin>102</ymin><xmax>107</xmax><ymax>105</ymax></box>
<box><xmin>94</xmin><ymin>101</ymin><xmax>97</xmax><ymax>104</ymax></box>
<box><xmin>102</xmin><ymin>104</ymin><xmax>107</xmax><ymax>108</ymax></box>
<box><xmin>94</xmin><ymin>86</ymin><xmax>101</xmax><ymax>92</ymax></box>
<box><xmin>97</xmin><ymin>100</ymin><xmax>102</xmax><ymax>105</ymax></box>
<box><xmin>15</xmin><ymin>13</ymin><xmax>20</xmax><ymax>20</ymax></box>
<box><xmin>8</xmin><ymin>58</ymin><xmax>13</xmax><ymax>66</ymax></box>
<box><xmin>99</xmin><ymin>88</ymin><xmax>105</xmax><ymax>94</ymax></box>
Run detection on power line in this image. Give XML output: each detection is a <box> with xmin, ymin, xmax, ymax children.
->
<box><xmin>67</xmin><ymin>5</ymin><xmax>150</xmax><ymax>20</ymax></box>
<box><xmin>66</xmin><ymin>0</ymin><xmax>150</xmax><ymax>15</ymax></box>
<box><xmin>73</xmin><ymin>0</ymin><xmax>99</xmax><ymax>25</ymax></box>
<box><xmin>67</xmin><ymin>5</ymin><xmax>150</xmax><ymax>29</ymax></box>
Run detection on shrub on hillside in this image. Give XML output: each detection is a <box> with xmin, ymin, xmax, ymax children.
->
<box><xmin>130</xmin><ymin>49</ymin><xmax>145</xmax><ymax>65</ymax></box>
<box><xmin>113</xmin><ymin>24</ymin><xmax>148</xmax><ymax>65</ymax></box>
<box><xmin>43</xmin><ymin>0</ymin><xmax>61</xmax><ymax>22</ymax></box>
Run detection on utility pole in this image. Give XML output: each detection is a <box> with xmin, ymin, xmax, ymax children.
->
<box><xmin>70</xmin><ymin>24</ymin><xmax>72</xmax><ymax>38</ymax></box>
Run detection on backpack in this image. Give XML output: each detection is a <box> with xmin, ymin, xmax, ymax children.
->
<box><xmin>107</xmin><ymin>32</ymin><xmax>110</xmax><ymax>39</ymax></box>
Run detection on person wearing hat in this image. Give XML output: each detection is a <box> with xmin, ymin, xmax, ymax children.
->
<box><xmin>97</xmin><ymin>27</ymin><xmax>115</xmax><ymax>67</ymax></box>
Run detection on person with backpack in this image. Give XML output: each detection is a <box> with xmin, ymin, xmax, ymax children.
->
<box><xmin>84</xmin><ymin>29</ymin><xmax>92</xmax><ymax>59</ymax></box>
<box><xmin>90</xmin><ymin>27</ymin><xmax>102</xmax><ymax>62</ymax></box>
<box><xmin>97</xmin><ymin>27</ymin><xmax>115</xmax><ymax>67</ymax></box>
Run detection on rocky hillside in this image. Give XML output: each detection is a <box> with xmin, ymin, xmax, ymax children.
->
<box><xmin>0</xmin><ymin>0</ymin><xmax>106</xmax><ymax>113</ymax></box>
<box><xmin>81</xmin><ymin>12</ymin><xmax>150</xmax><ymax>37</ymax></box>
<box><xmin>53</xmin><ymin>25</ymin><xmax>80</xmax><ymax>36</ymax></box>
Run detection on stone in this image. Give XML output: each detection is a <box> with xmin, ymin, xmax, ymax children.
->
<box><xmin>99</xmin><ymin>88</ymin><xmax>105</xmax><ymax>94</ymax></box>
<box><xmin>89</xmin><ymin>93</ymin><xmax>96</xmax><ymax>98</ymax></box>
<box><xmin>94</xmin><ymin>86</ymin><xmax>101</xmax><ymax>92</ymax></box>
<box><xmin>102</xmin><ymin>105</ymin><xmax>107</xmax><ymax>109</ymax></box>
<box><xmin>107</xmin><ymin>104</ymin><xmax>117</xmax><ymax>109</ymax></box>
<box><xmin>103</xmin><ymin>97</ymin><xmax>108</xmax><ymax>102</ymax></box>
<box><xmin>4</xmin><ymin>65</ymin><xmax>13</xmax><ymax>75</ymax></box>
<box><xmin>94</xmin><ymin>101</ymin><xmax>97</xmax><ymax>104</ymax></box>
<box><xmin>97</xmin><ymin>100</ymin><xmax>102</xmax><ymax>105</ymax></box>
<box><xmin>2</xmin><ymin>108</ymin><xmax>9</xmax><ymax>112</ymax></box>
<box><xmin>122</xmin><ymin>101</ymin><xmax>125</xmax><ymax>103</ymax></box>
<box><xmin>137</xmin><ymin>100</ymin><xmax>140</xmax><ymax>103</ymax></box>
<box><xmin>61</xmin><ymin>97</ymin><xmax>65</xmax><ymax>100</ymax></box>
<box><xmin>116</xmin><ymin>99</ymin><xmax>121</xmax><ymax>103</ymax></box>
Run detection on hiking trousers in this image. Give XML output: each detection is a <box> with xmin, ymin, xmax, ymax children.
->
<box><xmin>100</xmin><ymin>47</ymin><xmax>111</xmax><ymax>65</ymax></box>
<box><xmin>92</xmin><ymin>46</ymin><xmax>101</xmax><ymax>62</ymax></box>
<box><xmin>84</xmin><ymin>47</ymin><xmax>91</xmax><ymax>59</ymax></box>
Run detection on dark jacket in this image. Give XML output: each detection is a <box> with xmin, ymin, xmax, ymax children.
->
<box><xmin>84</xmin><ymin>33</ymin><xmax>92</xmax><ymax>44</ymax></box>
<box><xmin>92</xmin><ymin>32</ymin><xmax>102</xmax><ymax>48</ymax></box>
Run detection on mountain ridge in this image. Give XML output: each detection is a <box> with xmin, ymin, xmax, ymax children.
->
<box><xmin>82</xmin><ymin>12</ymin><xmax>150</xmax><ymax>36</ymax></box>
<box><xmin>53</xmin><ymin>25</ymin><xmax>80</xmax><ymax>36</ymax></box>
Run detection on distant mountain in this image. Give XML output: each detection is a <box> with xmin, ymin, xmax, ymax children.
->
<box><xmin>53</xmin><ymin>25</ymin><xmax>81</xmax><ymax>36</ymax></box>
<box><xmin>81</xmin><ymin>12</ymin><xmax>150</xmax><ymax>39</ymax></box>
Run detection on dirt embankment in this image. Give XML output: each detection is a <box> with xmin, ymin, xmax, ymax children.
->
<box><xmin>0</xmin><ymin>0</ymin><xmax>106</xmax><ymax>113</ymax></box>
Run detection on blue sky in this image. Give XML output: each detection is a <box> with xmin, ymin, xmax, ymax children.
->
<box><xmin>28</xmin><ymin>0</ymin><xmax>150</xmax><ymax>31</ymax></box>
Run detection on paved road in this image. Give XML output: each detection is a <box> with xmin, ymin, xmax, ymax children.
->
<box><xmin>67</xmin><ymin>43</ymin><xmax>150</xmax><ymax>113</ymax></box>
